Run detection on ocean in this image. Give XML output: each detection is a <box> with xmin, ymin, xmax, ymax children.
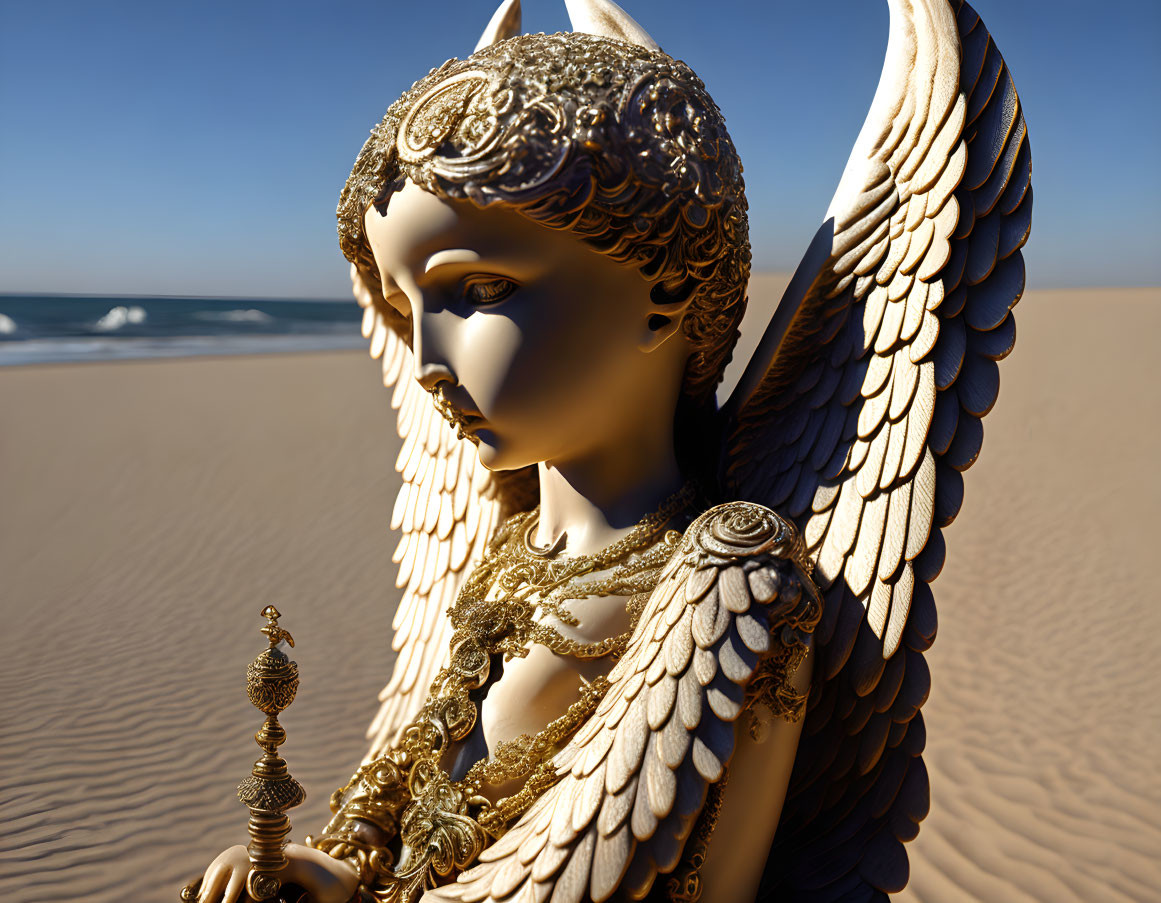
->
<box><xmin>0</xmin><ymin>295</ymin><xmax>366</xmax><ymax>365</ymax></box>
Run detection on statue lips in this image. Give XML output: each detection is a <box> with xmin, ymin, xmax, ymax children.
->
<box><xmin>456</xmin><ymin>412</ymin><xmax>486</xmax><ymax>435</ymax></box>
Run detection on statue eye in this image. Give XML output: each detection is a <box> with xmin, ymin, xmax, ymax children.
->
<box><xmin>462</xmin><ymin>276</ymin><xmax>518</xmax><ymax>307</ymax></box>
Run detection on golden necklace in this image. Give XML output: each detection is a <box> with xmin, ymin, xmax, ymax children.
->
<box><xmin>311</xmin><ymin>484</ymin><xmax>696</xmax><ymax>901</ymax></box>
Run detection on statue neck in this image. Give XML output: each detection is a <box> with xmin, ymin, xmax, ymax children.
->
<box><xmin>533</xmin><ymin>425</ymin><xmax>684</xmax><ymax>558</ymax></box>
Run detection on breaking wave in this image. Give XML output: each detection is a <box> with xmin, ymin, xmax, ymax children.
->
<box><xmin>94</xmin><ymin>305</ymin><xmax>147</xmax><ymax>332</ymax></box>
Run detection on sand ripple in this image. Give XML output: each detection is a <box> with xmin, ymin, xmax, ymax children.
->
<box><xmin>0</xmin><ymin>353</ymin><xmax>399</xmax><ymax>902</ymax></box>
<box><xmin>896</xmin><ymin>289</ymin><xmax>1161</xmax><ymax>902</ymax></box>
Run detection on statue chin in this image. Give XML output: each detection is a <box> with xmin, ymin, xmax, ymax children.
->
<box><xmin>469</xmin><ymin>429</ymin><xmax>508</xmax><ymax>472</ymax></box>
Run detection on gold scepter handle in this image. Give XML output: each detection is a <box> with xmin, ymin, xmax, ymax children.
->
<box><xmin>181</xmin><ymin>606</ymin><xmax>306</xmax><ymax>902</ymax></box>
<box><xmin>238</xmin><ymin>605</ymin><xmax>306</xmax><ymax>900</ymax></box>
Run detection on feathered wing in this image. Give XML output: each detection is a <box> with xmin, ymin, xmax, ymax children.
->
<box><xmin>351</xmin><ymin>267</ymin><xmax>537</xmax><ymax>761</ymax></box>
<box><xmin>428</xmin><ymin>503</ymin><xmax>820</xmax><ymax>903</ymax></box>
<box><xmin>723</xmin><ymin>1</ymin><xmax>1031</xmax><ymax>897</ymax></box>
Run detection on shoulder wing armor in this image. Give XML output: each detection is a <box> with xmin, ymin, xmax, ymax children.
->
<box><xmin>431</xmin><ymin>502</ymin><xmax>821</xmax><ymax>902</ymax></box>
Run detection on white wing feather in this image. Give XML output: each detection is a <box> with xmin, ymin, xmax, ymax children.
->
<box><xmin>351</xmin><ymin>266</ymin><xmax>509</xmax><ymax>761</ymax></box>
<box><xmin>725</xmin><ymin>1</ymin><xmax>1031</xmax><ymax>896</ymax></box>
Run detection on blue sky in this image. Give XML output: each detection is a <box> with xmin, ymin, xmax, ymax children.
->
<box><xmin>1</xmin><ymin>0</ymin><xmax>1158</xmax><ymax>298</ymax></box>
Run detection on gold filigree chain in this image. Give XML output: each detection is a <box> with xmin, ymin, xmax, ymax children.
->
<box><xmin>310</xmin><ymin>484</ymin><xmax>696</xmax><ymax>901</ymax></box>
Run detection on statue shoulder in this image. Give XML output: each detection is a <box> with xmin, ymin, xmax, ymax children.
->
<box><xmin>657</xmin><ymin>500</ymin><xmax>821</xmax><ymax>665</ymax></box>
<box><xmin>670</xmin><ymin>500</ymin><xmax>816</xmax><ymax>585</ymax></box>
<box><xmin>662</xmin><ymin>500</ymin><xmax>821</xmax><ymax>730</ymax></box>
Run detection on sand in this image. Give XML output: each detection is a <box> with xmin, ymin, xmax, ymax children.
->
<box><xmin>2</xmin><ymin>284</ymin><xmax>1159</xmax><ymax>902</ymax></box>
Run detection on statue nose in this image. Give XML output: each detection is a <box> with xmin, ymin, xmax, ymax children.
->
<box><xmin>411</xmin><ymin>312</ymin><xmax>456</xmax><ymax>390</ymax></box>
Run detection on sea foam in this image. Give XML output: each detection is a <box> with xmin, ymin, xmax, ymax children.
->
<box><xmin>195</xmin><ymin>309</ymin><xmax>274</xmax><ymax>323</ymax></box>
<box><xmin>94</xmin><ymin>305</ymin><xmax>147</xmax><ymax>332</ymax></box>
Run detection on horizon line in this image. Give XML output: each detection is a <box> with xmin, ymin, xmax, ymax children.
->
<box><xmin>2</xmin><ymin>276</ymin><xmax>1158</xmax><ymax>305</ymax></box>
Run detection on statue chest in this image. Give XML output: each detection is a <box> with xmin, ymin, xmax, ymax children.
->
<box><xmin>448</xmin><ymin>590</ymin><xmax>635</xmax><ymax>796</ymax></box>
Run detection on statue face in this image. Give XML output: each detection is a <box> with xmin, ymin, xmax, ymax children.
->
<box><xmin>364</xmin><ymin>182</ymin><xmax>690</xmax><ymax>472</ymax></box>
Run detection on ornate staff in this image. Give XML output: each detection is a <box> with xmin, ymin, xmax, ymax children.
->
<box><xmin>182</xmin><ymin>606</ymin><xmax>306</xmax><ymax>901</ymax></box>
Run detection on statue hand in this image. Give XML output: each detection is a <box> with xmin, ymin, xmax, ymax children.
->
<box><xmin>195</xmin><ymin>843</ymin><xmax>358</xmax><ymax>903</ymax></box>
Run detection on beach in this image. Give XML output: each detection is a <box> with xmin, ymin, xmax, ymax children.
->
<box><xmin>1</xmin><ymin>283</ymin><xmax>1159</xmax><ymax>902</ymax></box>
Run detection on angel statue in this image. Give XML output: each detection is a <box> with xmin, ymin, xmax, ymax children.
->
<box><xmin>192</xmin><ymin>0</ymin><xmax>1031</xmax><ymax>900</ymax></box>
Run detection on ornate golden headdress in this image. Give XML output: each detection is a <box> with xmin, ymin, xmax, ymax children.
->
<box><xmin>337</xmin><ymin>0</ymin><xmax>751</xmax><ymax>404</ymax></box>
